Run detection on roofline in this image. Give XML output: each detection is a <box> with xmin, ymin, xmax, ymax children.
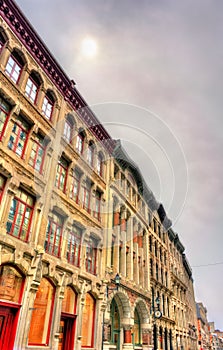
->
<box><xmin>0</xmin><ymin>0</ymin><xmax>116</xmax><ymax>154</ymax></box>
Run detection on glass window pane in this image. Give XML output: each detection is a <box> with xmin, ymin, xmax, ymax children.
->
<box><xmin>28</xmin><ymin>278</ymin><xmax>54</xmax><ymax>345</ymax></box>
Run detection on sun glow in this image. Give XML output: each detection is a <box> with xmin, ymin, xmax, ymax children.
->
<box><xmin>81</xmin><ymin>37</ymin><xmax>98</xmax><ymax>58</ymax></box>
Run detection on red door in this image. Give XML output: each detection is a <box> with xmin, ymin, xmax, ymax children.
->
<box><xmin>58</xmin><ymin>315</ymin><xmax>75</xmax><ymax>350</ymax></box>
<box><xmin>0</xmin><ymin>306</ymin><xmax>17</xmax><ymax>350</ymax></box>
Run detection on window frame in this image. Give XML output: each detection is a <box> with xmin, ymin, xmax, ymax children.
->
<box><xmin>0</xmin><ymin>174</ymin><xmax>6</xmax><ymax>203</ymax></box>
<box><xmin>0</xmin><ymin>96</ymin><xmax>10</xmax><ymax>141</ymax></box>
<box><xmin>8</xmin><ymin>115</ymin><xmax>30</xmax><ymax>158</ymax></box>
<box><xmin>25</xmin><ymin>75</ymin><xmax>40</xmax><ymax>104</ymax></box>
<box><xmin>81</xmin><ymin>293</ymin><xmax>96</xmax><ymax>348</ymax></box>
<box><xmin>82</xmin><ymin>181</ymin><xmax>91</xmax><ymax>213</ymax></box>
<box><xmin>97</xmin><ymin>153</ymin><xmax>103</xmax><ymax>177</ymax></box>
<box><xmin>28</xmin><ymin>278</ymin><xmax>55</xmax><ymax>346</ymax></box>
<box><xmin>5</xmin><ymin>52</ymin><xmax>23</xmax><ymax>84</ymax></box>
<box><xmin>76</xmin><ymin>132</ymin><xmax>84</xmax><ymax>154</ymax></box>
<box><xmin>63</xmin><ymin>117</ymin><xmax>74</xmax><ymax>144</ymax></box>
<box><xmin>86</xmin><ymin>237</ymin><xmax>97</xmax><ymax>275</ymax></box>
<box><xmin>44</xmin><ymin>213</ymin><xmax>63</xmax><ymax>257</ymax></box>
<box><xmin>0</xmin><ymin>33</ymin><xmax>6</xmax><ymax>54</ymax></box>
<box><xmin>29</xmin><ymin>133</ymin><xmax>46</xmax><ymax>174</ymax></box>
<box><xmin>6</xmin><ymin>189</ymin><xmax>34</xmax><ymax>242</ymax></box>
<box><xmin>70</xmin><ymin>169</ymin><xmax>81</xmax><ymax>204</ymax></box>
<box><xmin>87</xmin><ymin>142</ymin><xmax>94</xmax><ymax>167</ymax></box>
<box><xmin>94</xmin><ymin>190</ymin><xmax>101</xmax><ymax>221</ymax></box>
<box><xmin>66</xmin><ymin>225</ymin><xmax>82</xmax><ymax>267</ymax></box>
<box><xmin>42</xmin><ymin>94</ymin><xmax>54</xmax><ymax>120</ymax></box>
<box><xmin>55</xmin><ymin>156</ymin><xmax>69</xmax><ymax>193</ymax></box>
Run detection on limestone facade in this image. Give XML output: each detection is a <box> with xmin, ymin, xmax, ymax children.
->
<box><xmin>0</xmin><ymin>1</ymin><xmax>198</xmax><ymax>350</ymax></box>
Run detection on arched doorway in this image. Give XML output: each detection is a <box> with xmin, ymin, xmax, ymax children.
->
<box><xmin>59</xmin><ymin>286</ymin><xmax>77</xmax><ymax>350</ymax></box>
<box><xmin>0</xmin><ymin>264</ymin><xmax>24</xmax><ymax>350</ymax></box>
<box><xmin>110</xmin><ymin>298</ymin><xmax>120</xmax><ymax>349</ymax></box>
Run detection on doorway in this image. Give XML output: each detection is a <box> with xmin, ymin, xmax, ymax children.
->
<box><xmin>58</xmin><ymin>315</ymin><xmax>75</xmax><ymax>350</ymax></box>
<box><xmin>0</xmin><ymin>306</ymin><xmax>17</xmax><ymax>350</ymax></box>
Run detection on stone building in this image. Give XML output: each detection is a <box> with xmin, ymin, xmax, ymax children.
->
<box><xmin>0</xmin><ymin>1</ymin><xmax>198</xmax><ymax>350</ymax></box>
<box><xmin>196</xmin><ymin>303</ymin><xmax>211</xmax><ymax>350</ymax></box>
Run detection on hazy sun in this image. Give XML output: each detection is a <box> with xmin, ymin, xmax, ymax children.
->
<box><xmin>81</xmin><ymin>37</ymin><xmax>98</xmax><ymax>58</ymax></box>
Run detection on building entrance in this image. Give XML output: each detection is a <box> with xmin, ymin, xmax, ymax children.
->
<box><xmin>0</xmin><ymin>305</ymin><xmax>17</xmax><ymax>350</ymax></box>
<box><xmin>58</xmin><ymin>316</ymin><xmax>75</xmax><ymax>350</ymax></box>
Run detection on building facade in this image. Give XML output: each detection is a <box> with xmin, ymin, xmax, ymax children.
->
<box><xmin>196</xmin><ymin>303</ymin><xmax>211</xmax><ymax>350</ymax></box>
<box><xmin>0</xmin><ymin>1</ymin><xmax>198</xmax><ymax>350</ymax></box>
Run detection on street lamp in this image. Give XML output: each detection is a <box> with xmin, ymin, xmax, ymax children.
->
<box><xmin>106</xmin><ymin>273</ymin><xmax>121</xmax><ymax>297</ymax></box>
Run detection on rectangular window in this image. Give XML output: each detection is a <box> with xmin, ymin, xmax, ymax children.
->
<box><xmin>82</xmin><ymin>181</ymin><xmax>91</xmax><ymax>213</ymax></box>
<box><xmin>55</xmin><ymin>157</ymin><xmax>69</xmax><ymax>192</ymax></box>
<box><xmin>45</xmin><ymin>213</ymin><xmax>63</xmax><ymax>257</ymax></box>
<box><xmin>29</xmin><ymin>134</ymin><xmax>46</xmax><ymax>173</ymax></box>
<box><xmin>42</xmin><ymin>96</ymin><xmax>53</xmax><ymax>120</ymax></box>
<box><xmin>6</xmin><ymin>189</ymin><xmax>34</xmax><ymax>241</ymax></box>
<box><xmin>5</xmin><ymin>55</ymin><xmax>22</xmax><ymax>84</ymax></box>
<box><xmin>67</xmin><ymin>225</ymin><xmax>82</xmax><ymax>266</ymax></box>
<box><xmin>0</xmin><ymin>97</ymin><xmax>10</xmax><ymax>140</ymax></box>
<box><xmin>8</xmin><ymin>115</ymin><xmax>30</xmax><ymax>158</ymax></box>
<box><xmin>86</xmin><ymin>237</ymin><xmax>97</xmax><ymax>275</ymax></box>
<box><xmin>25</xmin><ymin>77</ymin><xmax>38</xmax><ymax>103</ymax></box>
<box><xmin>94</xmin><ymin>191</ymin><xmax>101</xmax><ymax>221</ymax></box>
<box><xmin>0</xmin><ymin>174</ymin><xmax>6</xmax><ymax>203</ymax></box>
<box><xmin>70</xmin><ymin>169</ymin><xmax>81</xmax><ymax>203</ymax></box>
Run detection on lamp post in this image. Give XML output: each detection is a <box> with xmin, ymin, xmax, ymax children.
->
<box><xmin>106</xmin><ymin>273</ymin><xmax>121</xmax><ymax>297</ymax></box>
<box><xmin>101</xmin><ymin>273</ymin><xmax>121</xmax><ymax>350</ymax></box>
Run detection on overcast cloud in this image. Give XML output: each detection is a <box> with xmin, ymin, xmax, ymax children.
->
<box><xmin>15</xmin><ymin>0</ymin><xmax>223</xmax><ymax>329</ymax></box>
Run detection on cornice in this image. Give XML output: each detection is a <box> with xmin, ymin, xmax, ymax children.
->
<box><xmin>0</xmin><ymin>0</ymin><xmax>116</xmax><ymax>154</ymax></box>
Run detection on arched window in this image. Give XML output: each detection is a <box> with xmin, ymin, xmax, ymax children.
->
<box><xmin>149</xmin><ymin>235</ymin><xmax>152</xmax><ymax>252</ymax></box>
<box><xmin>28</xmin><ymin>278</ymin><xmax>55</xmax><ymax>346</ymax></box>
<box><xmin>0</xmin><ymin>96</ymin><xmax>11</xmax><ymax>141</ymax></box>
<box><xmin>5</xmin><ymin>49</ymin><xmax>25</xmax><ymax>84</ymax></box>
<box><xmin>63</xmin><ymin>114</ymin><xmax>75</xmax><ymax>143</ymax></box>
<box><xmin>0</xmin><ymin>265</ymin><xmax>24</xmax><ymax>303</ymax></box>
<box><xmin>0</xmin><ymin>30</ymin><xmax>7</xmax><ymax>54</ymax></box>
<box><xmin>156</xmin><ymin>263</ymin><xmax>159</xmax><ymax>280</ymax></box>
<box><xmin>133</xmin><ymin>308</ymin><xmax>141</xmax><ymax>345</ymax></box>
<box><xmin>81</xmin><ymin>293</ymin><xmax>95</xmax><ymax>347</ymax></box>
<box><xmin>76</xmin><ymin>129</ymin><xmax>85</xmax><ymax>154</ymax></box>
<box><xmin>0</xmin><ymin>174</ymin><xmax>6</xmax><ymax>203</ymax></box>
<box><xmin>62</xmin><ymin>286</ymin><xmax>77</xmax><ymax>313</ymax></box>
<box><xmin>42</xmin><ymin>90</ymin><xmax>55</xmax><ymax>120</ymax></box>
<box><xmin>59</xmin><ymin>286</ymin><xmax>77</xmax><ymax>350</ymax></box>
<box><xmin>25</xmin><ymin>71</ymin><xmax>42</xmax><ymax>104</ymax></box>
<box><xmin>97</xmin><ymin>152</ymin><xmax>104</xmax><ymax>176</ymax></box>
<box><xmin>150</xmin><ymin>258</ymin><xmax>153</xmax><ymax>277</ymax></box>
<box><xmin>110</xmin><ymin>299</ymin><xmax>120</xmax><ymax>346</ymax></box>
<box><xmin>87</xmin><ymin>141</ymin><xmax>95</xmax><ymax>166</ymax></box>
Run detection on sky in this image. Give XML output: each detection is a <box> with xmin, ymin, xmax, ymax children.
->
<box><xmin>15</xmin><ymin>0</ymin><xmax>223</xmax><ymax>329</ymax></box>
